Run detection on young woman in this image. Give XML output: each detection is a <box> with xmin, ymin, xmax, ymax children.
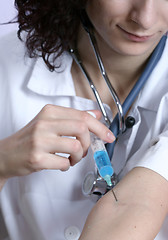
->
<box><xmin>0</xmin><ymin>0</ymin><xmax>168</xmax><ymax>239</ymax></box>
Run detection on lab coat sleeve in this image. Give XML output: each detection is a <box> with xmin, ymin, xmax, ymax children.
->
<box><xmin>128</xmin><ymin>93</ymin><xmax>168</xmax><ymax>182</ymax></box>
<box><xmin>135</xmin><ymin>130</ymin><xmax>168</xmax><ymax>181</ymax></box>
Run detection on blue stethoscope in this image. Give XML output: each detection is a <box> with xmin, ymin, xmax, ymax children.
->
<box><xmin>70</xmin><ymin>11</ymin><xmax>167</xmax><ymax>198</ymax></box>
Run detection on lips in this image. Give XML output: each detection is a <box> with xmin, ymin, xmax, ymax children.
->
<box><xmin>118</xmin><ymin>25</ymin><xmax>154</xmax><ymax>42</ymax></box>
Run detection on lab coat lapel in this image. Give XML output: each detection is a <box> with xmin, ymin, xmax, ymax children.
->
<box><xmin>26</xmin><ymin>52</ymin><xmax>76</xmax><ymax>96</ymax></box>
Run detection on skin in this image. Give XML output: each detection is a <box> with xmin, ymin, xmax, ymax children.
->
<box><xmin>73</xmin><ymin>0</ymin><xmax>168</xmax><ymax>112</ymax></box>
<box><xmin>76</xmin><ymin>0</ymin><xmax>168</xmax><ymax>239</ymax></box>
<box><xmin>1</xmin><ymin>0</ymin><xmax>168</xmax><ymax>238</ymax></box>
<box><xmin>0</xmin><ymin>106</ymin><xmax>115</xmax><ymax>185</ymax></box>
<box><xmin>86</xmin><ymin>0</ymin><xmax>168</xmax><ymax>57</ymax></box>
<box><xmin>79</xmin><ymin>168</ymin><xmax>168</xmax><ymax>239</ymax></box>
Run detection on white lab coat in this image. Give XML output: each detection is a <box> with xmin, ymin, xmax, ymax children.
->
<box><xmin>0</xmin><ymin>32</ymin><xmax>168</xmax><ymax>240</ymax></box>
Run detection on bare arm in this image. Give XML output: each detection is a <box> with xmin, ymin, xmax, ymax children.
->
<box><xmin>79</xmin><ymin>167</ymin><xmax>168</xmax><ymax>240</ymax></box>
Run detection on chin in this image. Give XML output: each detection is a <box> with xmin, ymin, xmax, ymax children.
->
<box><xmin>113</xmin><ymin>41</ymin><xmax>158</xmax><ymax>57</ymax></box>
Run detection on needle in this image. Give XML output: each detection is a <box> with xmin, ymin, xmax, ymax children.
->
<box><xmin>111</xmin><ymin>188</ymin><xmax>118</xmax><ymax>202</ymax></box>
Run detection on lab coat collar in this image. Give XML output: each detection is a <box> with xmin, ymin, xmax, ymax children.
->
<box><xmin>27</xmin><ymin>51</ymin><xmax>76</xmax><ymax>96</ymax></box>
<box><xmin>132</xmin><ymin>37</ymin><xmax>168</xmax><ymax>113</ymax></box>
<box><xmin>27</xmin><ymin>38</ymin><xmax>168</xmax><ymax>113</ymax></box>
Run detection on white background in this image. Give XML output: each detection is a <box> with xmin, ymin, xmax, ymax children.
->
<box><xmin>0</xmin><ymin>0</ymin><xmax>18</xmax><ymax>37</ymax></box>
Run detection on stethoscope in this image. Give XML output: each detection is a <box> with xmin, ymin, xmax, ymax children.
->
<box><xmin>70</xmin><ymin>10</ymin><xmax>167</xmax><ymax>198</ymax></box>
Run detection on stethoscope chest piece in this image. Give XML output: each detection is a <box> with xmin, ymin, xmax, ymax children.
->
<box><xmin>82</xmin><ymin>171</ymin><xmax>118</xmax><ymax>198</ymax></box>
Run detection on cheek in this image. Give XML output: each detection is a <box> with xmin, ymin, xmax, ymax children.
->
<box><xmin>86</xmin><ymin>0</ymin><xmax>108</xmax><ymax>26</ymax></box>
<box><xmin>86</xmin><ymin>0</ymin><xmax>129</xmax><ymax>31</ymax></box>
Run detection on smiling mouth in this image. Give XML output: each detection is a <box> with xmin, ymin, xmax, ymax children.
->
<box><xmin>118</xmin><ymin>25</ymin><xmax>154</xmax><ymax>42</ymax></box>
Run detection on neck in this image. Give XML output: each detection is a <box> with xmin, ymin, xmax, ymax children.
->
<box><xmin>76</xmin><ymin>25</ymin><xmax>154</xmax><ymax>96</ymax></box>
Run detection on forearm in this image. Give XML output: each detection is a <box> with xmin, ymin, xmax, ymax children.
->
<box><xmin>80</xmin><ymin>195</ymin><xmax>160</xmax><ymax>239</ymax></box>
<box><xmin>80</xmin><ymin>167</ymin><xmax>168</xmax><ymax>240</ymax></box>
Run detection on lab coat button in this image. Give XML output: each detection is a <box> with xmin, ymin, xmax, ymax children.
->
<box><xmin>64</xmin><ymin>226</ymin><xmax>81</xmax><ymax>240</ymax></box>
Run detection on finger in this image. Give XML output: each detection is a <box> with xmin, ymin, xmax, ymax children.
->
<box><xmin>28</xmin><ymin>152</ymin><xmax>71</xmax><ymax>172</ymax></box>
<box><xmin>41</xmin><ymin>136</ymin><xmax>84</xmax><ymax>166</ymax></box>
<box><xmin>36</xmin><ymin>105</ymin><xmax>115</xmax><ymax>142</ymax></box>
<box><xmin>57</xmin><ymin>137</ymin><xmax>84</xmax><ymax>166</ymax></box>
<box><xmin>80</xmin><ymin>111</ymin><xmax>115</xmax><ymax>143</ymax></box>
<box><xmin>36</xmin><ymin>119</ymin><xmax>91</xmax><ymax>155</ymax></box>
<box><xmin>38</xmin><ymin>105</ymin><xmax>102</xmax><ymax>125</ymax></box>
<box><xmin>25</xmin><ymin>119</ymin><xmax>90</xmax><ymax>159</ymax></box>
<box><xmin>55</xmin><ymin>120</ymin><xmax>90</xmax><ymax>151</ymax></box>
<box><xmin>38</xmin><ymin>104</ymin><xmax>85</xmax><ymax>120</ymax></box>
<box><xmin>53</xmin><ymin>113</ymin><xmax>115</xmax><ymax>143</ymax></box>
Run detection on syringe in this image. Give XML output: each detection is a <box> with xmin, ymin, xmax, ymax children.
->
<box><xmin>90</xmin><ymin>133</ymin><xmax>118</xmax><ymax>201</ymax></box>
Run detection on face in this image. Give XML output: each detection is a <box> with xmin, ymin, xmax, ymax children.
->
<box><xmin>86</xmin><ymin>0</ymin><xmax>168</xmax><ymax>57</ymax></box>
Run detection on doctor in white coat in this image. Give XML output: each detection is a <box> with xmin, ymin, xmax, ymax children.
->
<box><xmin>1</xmin><ymin>0</ymin><xmax>168</xmax><ymax>239</ymax></box>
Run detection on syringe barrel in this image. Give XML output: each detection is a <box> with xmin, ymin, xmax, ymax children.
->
<box><xmin>90</xmin><ymin>134</ymin><xmax>114</xmax><ymax>178</ymax></box>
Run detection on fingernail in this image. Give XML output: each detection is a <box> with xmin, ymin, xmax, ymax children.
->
<box><xmin>87</xmin><ymin>111</ymin><xmax>96</xmax><ymax>118</ymax></box>
<box><xmin>107</xmin><ymin>132</ymin><xmax>116</xmax><ymax>142</ymax></box>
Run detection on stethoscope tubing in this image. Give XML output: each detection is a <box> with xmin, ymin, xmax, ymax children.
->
<box><xmin>70</xmin><ymin>17</ymin><xmax>166</xmax><ymax>196</ymax></box>
<box><xmin>106</xmin><ymin>35</ymin><xmax>167</xmax><ymax>159</ymax></box>
<box><xmin>70</xmin><ymin>10</ymin><xmax>167</xmax><ymax>162</ymax></box>
<box><xmin>88</xmin><ymin>30</ymin><xmax>125</xmax><ymax>133</ymax></box>
<box><xmin>74</xmin><ymin>10</ymin><xmax>167</xmax><ymax>196</ymax></box>
<box><xmin>70</xmin><ymin>48</ymin><xmax>111</xmax><ymax>126</ymax></box>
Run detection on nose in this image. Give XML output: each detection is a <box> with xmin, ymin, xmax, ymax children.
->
<box><xmin>130</xmin><ymin>0</ymin><xmax>157</xmax><ymax>30</ymax></box>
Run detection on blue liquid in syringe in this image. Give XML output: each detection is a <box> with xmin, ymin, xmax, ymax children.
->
<box><xmin>94</xmin><ymin>150</ymin><xmax>114</xmax><ymax>178</ymax></box>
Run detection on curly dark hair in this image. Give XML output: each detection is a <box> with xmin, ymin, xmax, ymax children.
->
<box><xmin>15</xmin><ymin>0</ymin><xmax>87</xmax><ymax>71</ymax></box>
